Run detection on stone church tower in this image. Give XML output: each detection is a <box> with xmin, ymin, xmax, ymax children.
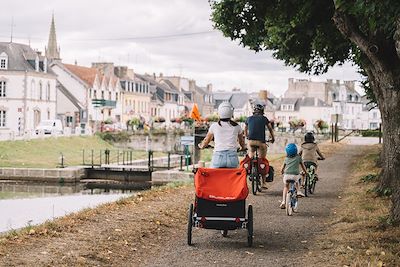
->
<box><xmin>45</xmin><ymin>14</ymin><xmax>61</xmax><ymax>61</ymax></box>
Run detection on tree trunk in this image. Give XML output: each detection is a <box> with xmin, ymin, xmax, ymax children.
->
<box><xmin>370</xmin><ymin>71</ymin><xmax>400</xmax><ymax>225</ymax></box>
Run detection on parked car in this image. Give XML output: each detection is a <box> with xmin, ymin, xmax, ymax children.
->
<box><xmin>35</xmin><ymin>120</ymin><xmax>63</xmax><ymax>135</ymax></box>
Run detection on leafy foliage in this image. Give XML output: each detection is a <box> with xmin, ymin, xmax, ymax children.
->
<box><xmin>210</xmin><ymin>0</ymin><xmax>400</xmax><ymax>104</ymax></box>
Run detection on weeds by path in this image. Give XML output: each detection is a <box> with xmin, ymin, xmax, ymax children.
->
<box><xmin>304</xmin><ymin>145</ymin><xmax>400</xmax><ymax>266</ymax></box>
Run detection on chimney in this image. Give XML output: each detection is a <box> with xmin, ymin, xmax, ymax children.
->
<box><xmin>189</xmin><ymin>80</ymin><xmax>196</xmax><ymax>91</ymax></box>
<box><xmin>153</xmin><ymin>72</ymin><xmax>156</xmax><ymax>79</ymax></box>
<box><xmin>114</xmin><ymin>66</ymin><xmax>128</xmax><ymax>78</ymax></box>
<box><xmin>206</xmin><ymin>83</ymin><xmax>213</xmax><ymax>93</ymax></box>
<box><xmin>258</xmin><ymin>90</ymin><xmax>268</xmax><ymax>100</ymax></box>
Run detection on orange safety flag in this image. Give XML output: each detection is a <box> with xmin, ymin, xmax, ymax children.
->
<box><xmin>190</xmin><ymin>103</ymin><xmax>202</xmax><ymax>121</ymax></box>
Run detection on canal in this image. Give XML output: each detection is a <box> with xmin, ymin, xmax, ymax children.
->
<box><xmin>0</xmin><ymin>181</ymin><xmax>135</xmax><ymax>233</ymax></box>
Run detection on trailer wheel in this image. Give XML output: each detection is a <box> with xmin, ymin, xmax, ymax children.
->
<box><xmin>247</xmin><ymin>205</ymin><xmax>253</xmax><ymax>247</ymax></box>
<box><xmin>187</xmin><ymin>204</ymin><xmax>193</xmax><ymax>246</ymax></box>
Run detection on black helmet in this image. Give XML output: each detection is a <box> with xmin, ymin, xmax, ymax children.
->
<box><xmin>304</xmin><ymin>132</ymin><xmax>315</xmax><ymax>143</ymax></box>
<box><xmin>253</xmin><ymin>102</ymin><xmax>265</xmax><ymax>114</ymax></box>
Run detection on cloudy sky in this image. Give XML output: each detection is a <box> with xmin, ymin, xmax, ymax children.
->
<box><xmin>0</xmin><ymin>0</ymin><xmax>363</xmax><ymax>96</ymax></box>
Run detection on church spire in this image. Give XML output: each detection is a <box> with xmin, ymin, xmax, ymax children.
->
<box><xmin>45</xmin><ymin>13</ymin><xmax>60</xmax><ymax>61</ymax></box>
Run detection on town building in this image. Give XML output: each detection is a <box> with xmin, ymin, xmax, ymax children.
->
<box><xmin>0</xmin><ymin>42</ymin><xmax>57</xmax><ymax>138</ymax></box>
<box><xmin>283</xmin><ymin>78</ymin><xmax>380</xmax><ymax>130</ymax></box>
<box><xmin>113</xmin><ymin>67</ymin><xmax>151</xmax><ymax>125</ymax></box>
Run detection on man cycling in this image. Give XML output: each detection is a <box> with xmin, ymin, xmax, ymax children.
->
<box><xmin>299</xmin><ymin>132</ymin><xmax>325</xmax><ymax>181</ymax></box>
<box><xmin>244</xmin><ymin>101</ymin><xmax>275</xmax><ymax>187</ymax></box>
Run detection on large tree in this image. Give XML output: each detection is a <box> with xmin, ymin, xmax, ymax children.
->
<box><xmin>210</xmin><ymin>0</ymin><xmax>400</xmax><ymax>224</ymax></box>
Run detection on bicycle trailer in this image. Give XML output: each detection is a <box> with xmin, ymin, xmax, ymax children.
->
<box><xmin>187</xmin><ymin>167</ymin><xmax>253</xmax><ymax>247</ymax></box>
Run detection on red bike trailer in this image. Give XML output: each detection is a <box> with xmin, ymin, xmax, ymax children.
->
<box><xmin>187</xmin><ymin>167</ymin><xmax>253</xmax><ymax>247</ymax></box>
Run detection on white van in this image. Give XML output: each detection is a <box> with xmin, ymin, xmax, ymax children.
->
<box><xmin>35</xmin><ymin>120</ymin><xmax>63</xmax><ymax>135</ymax></box>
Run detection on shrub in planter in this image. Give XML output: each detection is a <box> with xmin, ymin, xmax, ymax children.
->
<box><xmin>234</xmin><ymin>115</ymin><xmax>247</xmax><ymax>123</ymax></box>
<box><xmin>104</xmin><ymin>118</ymin><xmax>113</xmax><ymax>124</ymax></box>
<box><xmin>205</xmin><ymin>113</ymin><xmax>219</xmax><ymax>122</ymax></box>
<box><xmin>153</xmin><ymin>116</ymin><xmax>166</xmax><ymax>123</ymax></box>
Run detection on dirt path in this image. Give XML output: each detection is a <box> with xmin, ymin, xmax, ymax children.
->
<box><xmin>0</xmin><ymin>144</ymin><xmax>364</xmax><ymax>267</ymax></box>
<box><xmin>143</xmin><ymin>145</ymin><xmax>364</xmax><ymax>267</ymax></box>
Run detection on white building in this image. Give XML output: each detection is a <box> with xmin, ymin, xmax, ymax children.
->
<box><xmin>0</xmin><ymin>42</ymin><xmax>57</xmax><ymax>138</ymax></box>
<box><xmin>284</xmin><ymin>78</ymin><xmax>381</xmax><ymax>130</ymax></box>
<box><xmin>275</xmin><ymin>97</ymin><xmax>331</xmax><ymax>131</ymax></box>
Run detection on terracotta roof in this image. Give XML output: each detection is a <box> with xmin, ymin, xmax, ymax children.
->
<box><xmin>64</xmin><ymin>63</ymin><xmax>100</xmax><ymax>87</ymax></box>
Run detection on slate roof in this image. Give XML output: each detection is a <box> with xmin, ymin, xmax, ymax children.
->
<box><xmin>213</xmin><ymin>91</ymin><xmax>232</xmax><ymax>101</ymax></box>
<box><xmin>277</xmin><ymin>97</ymin><xmax>330</xmax><ymax>111</ymax></box>
<box><xmin>0</xmin><ymin>42</ymin><xmax>54</xmax><ymax>74</ymax></box>
<box><xmin>230</xmin><ymin>93</ymin><xmax>249</xmax><ymax>109</ymax></box>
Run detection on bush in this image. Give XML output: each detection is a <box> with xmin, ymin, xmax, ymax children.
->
<box><xmin>97</xmin><ymin>132</ymin><xmax>130</xmax><ymax>143</ymax></box>
<box><xmin>361</xmin><ymin>130</ymin><xmax>380</xmax><ymax>137</ymax></box>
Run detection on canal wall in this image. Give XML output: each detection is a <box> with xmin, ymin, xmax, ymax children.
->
<box><xmin>0</xmin><ymin>167</ymin><xmax>86</xmax><ymax>183</ymax></box>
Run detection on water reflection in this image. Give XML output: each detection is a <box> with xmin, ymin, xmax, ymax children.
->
<box><xmin>0</xmin><ymin>181</ymin><xmax>135</xmax><ymax>233</ymax></box>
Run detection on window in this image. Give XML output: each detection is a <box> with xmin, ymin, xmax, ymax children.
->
<box><xmin>373</xmin><ymin>112</ymin><xmax>378</xmax><ymax>119</ymax></box>
<box><xmin>0</xmin><ymin>52</ymin><xmax>8</xmax><ymax>69</ymax></box>
<box><xmin>116</xmin><ymin>93</ymin><xmax>118</xmax><ymax>101</ymax></box>
<box><xmin>101</xmin><ymin>91</ymin><xmax>104</xmax><ymax>99</ymax></box>
<box><xmin>0</xmin><ymin>81</ymin><xmax>6</xmax><ymax>97</ymax></box>
<box><xmin>39</xmin><ymin>82</ymin><xmax>43</xmax><ymax>100</ymax></box>
<box><xmin>0</xmin><ymin>110</ymin><xmax>6</xmax><ymax>127</ymax></box>
<box><xmin>0</xmin><ymin>59</ymin><xmax>6</xmax><ymax>69</ymax></box>
<box><xmin>46</xmin><ymin>83</ymin><xmax>51</xmax><ymax>100</ymax></box>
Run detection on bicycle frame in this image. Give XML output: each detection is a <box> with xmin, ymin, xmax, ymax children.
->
<box><xmin>286</xmin><ymin>179</ymin><xmax>298</xmax><ymax>216</ymax></box>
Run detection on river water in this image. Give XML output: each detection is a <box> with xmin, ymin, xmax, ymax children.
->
<box><xmin>0</xmin><ymin>182</ymin><xmax>134</xmax><ymax>233</ymax></box>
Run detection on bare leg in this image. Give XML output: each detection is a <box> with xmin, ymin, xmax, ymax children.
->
<box><xmin>282</xmin><ymin>183</ymin><xmax>289</xmax><ymax>203</ymax></box>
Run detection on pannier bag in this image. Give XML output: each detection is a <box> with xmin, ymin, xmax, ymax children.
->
<box><xmin>195</xmin><ymin>167</ymin><xmax>248</xmax><ymax>202</ymax></box>
<box><xmin>240</xmin><ymin>155</ymin><xmax>270</xmax><ymax>177</ymax></box>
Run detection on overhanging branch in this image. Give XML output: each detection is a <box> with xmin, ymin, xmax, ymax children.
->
<box><xmin>332</xmin><ymin>11</ymin><xmax>386</xmax><ymax>73</ymax></box>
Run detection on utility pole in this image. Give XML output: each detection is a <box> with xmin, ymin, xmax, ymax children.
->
<box><xmin>10</xmin><ymin>17</ymin><xmax>16</xmax><ymax>43</ymax></box>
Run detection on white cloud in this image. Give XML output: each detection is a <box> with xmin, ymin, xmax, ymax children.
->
<box><xmin>0</xmin><ymin>0</ymin><xmax>363</xmax><ymax>95</ymax></box>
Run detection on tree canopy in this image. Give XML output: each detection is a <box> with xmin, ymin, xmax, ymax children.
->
<box><xmin>210</xmin><ymin>0</ymin><xmax>400</xmax><ymax>102</ymax></box>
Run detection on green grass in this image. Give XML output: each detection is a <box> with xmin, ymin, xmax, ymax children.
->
<box><xmin>0</xmin><ymin>136</ymin><xmax>160</xmax><ymax>168</ymax></box>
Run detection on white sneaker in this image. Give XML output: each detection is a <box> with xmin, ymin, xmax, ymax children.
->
<box><xmin>297</xmin><ymin>191</ymin><xmax>305</xmax><ymax>198</ymax></box>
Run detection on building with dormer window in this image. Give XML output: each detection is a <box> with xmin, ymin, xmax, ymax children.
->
<box><xmin>0</xmin><ymin>42</ymin><xmax>57</xmax><ymax>138</ymax></box>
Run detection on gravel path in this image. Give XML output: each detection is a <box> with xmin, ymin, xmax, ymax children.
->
<box><xmin>143</xmin><ymin>145</ymin><xmax>363</xmax><ymax>267</ymax></box>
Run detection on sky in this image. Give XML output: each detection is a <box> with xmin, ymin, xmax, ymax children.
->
<box><xmin>0</xmin><ymin>0</ymin><xmax>363</xmax><ymax>96</ymax></box>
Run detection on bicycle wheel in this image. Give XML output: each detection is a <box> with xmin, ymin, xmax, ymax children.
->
<box><xmin>310</xmin><ymin>179</ymin><xmax>316</xmax><ymax>194</ymax></box>
<box><xmin>285</xmin><ymin>192</ymin><xmax>292</xmax><ymax>216</ymax></box>
<box><xmin>257</xmin><ymin>174</ymin><xmax>262</xmax><ymax>192</ymax></box>
<box><xmin>251</xmin><ymin>166</ymin><xmax>257</xmax><ymax>195</ymax></box>
<box><xmin>187</xmin><ymin>203</ymin><xmax>193</xmax><ymax>246</ymax></box>
<box><xmin>303</xmin><ymin>174</ymin><xmax>309</xmax><ymax>197</ymax></box>
<box><xmin>247</xmin><ymin>205</ymin><xmax>253</xmax><ymax>247</ymax></box>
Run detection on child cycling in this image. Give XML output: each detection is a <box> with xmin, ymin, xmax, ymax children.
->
<box><xmin>299</xmin><ymin>132</ymin><xmax>325</xmax><ymax>180</ymax></box>
<box><xmin>280</xmin><ymin>143</ymin><xmax>306</xmax><ymax>209</ymax></box>
<box><xmin>244</xmin><ymin>101</ymin><xmax>275</xmax><ymax>186</ymax></box>
<box><xmin>198</xmin><ymin>101</ymin><xmax>246</xmax><ymax>168</ymax></box>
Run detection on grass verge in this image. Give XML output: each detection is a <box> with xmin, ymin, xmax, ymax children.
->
<box><xmin>304</xmin><ymin>144</ymin><xmax>400</xmax><ymax>266</ymax></box>
<box><xmin>0</xmin><ymin>136</ymin><xmax>165</xmax><ymax>168</ymax></box>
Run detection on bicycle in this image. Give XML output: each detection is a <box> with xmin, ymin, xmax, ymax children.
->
<box><xmin>246</xmin><ymin>140</ymin><xmax>272</xmax><ymax>196</ymax></box>
<box><xmin>285</xmin><ymin>178</ymin><xmax>298</xmax><ymax>216</ymax></box>
<box><xmin>303</xmin><ymin>157</ymin><xmax>324</xmax><ymax>196</ymax></box>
